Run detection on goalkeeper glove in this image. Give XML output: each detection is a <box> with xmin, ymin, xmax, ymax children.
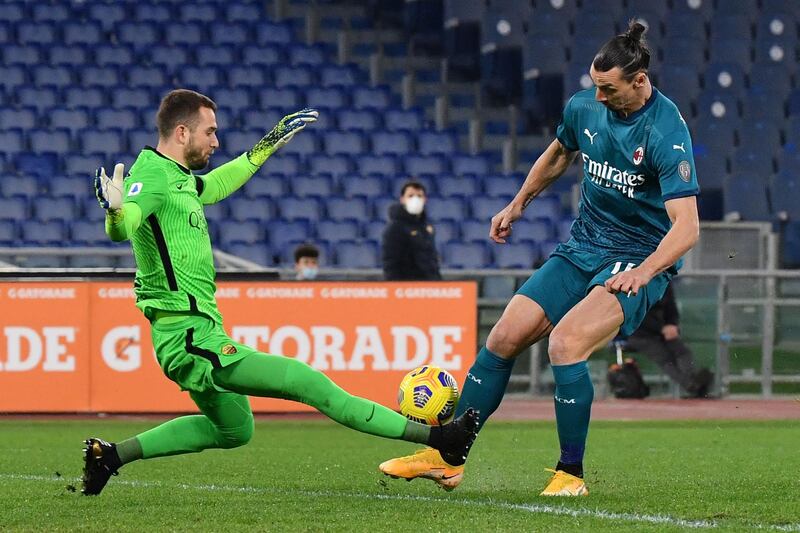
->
<box><xmin>94</xmin><ymin>163</ymin><xmax>125</xmax><ymax>210</ymax></box>
<box><xmin>246</xmin><ymin>108</ymin><xmax>319</xmax><ymax>166</ymax></box>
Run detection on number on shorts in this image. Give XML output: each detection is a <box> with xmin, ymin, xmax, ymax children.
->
<box><xmin>610</xmin><ymin>261</ymin><xmax>636</xmax><ymax>274</ymax></box>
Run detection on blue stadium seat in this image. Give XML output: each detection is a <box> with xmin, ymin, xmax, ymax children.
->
<box><xmin>494</xmin><ymin>243</ymin><xmax>539</xmax><ymax>269</ymax></box>
<box><xmin>21</xmin><ymin>220</ymin><xmax>67</xmax><ymax>245</ymax></box>
<box><xmin>228</xmin><ymin>66</ymin><xmax>268</xmax><ymax>88</ymax></box>
<box><xmin>709</xmin><ymin>15</ymin><xmax>752</xmax><ymax>40</ymax></box>
<box><xmin>771</xmin><ymin>172</ymin><xmax>799</xmax><ymax>220</ymax></box>
<box><xmin>756</xmin><ymin>13</ymin><xmax>797</xmax><ymax>45</ymax></box>
<box><xmin>372</xmin><ymin>131</ymin><xmax>413</xmax><ymax>156</ymax></box>
<box><xmin>573</xmin><ymin>12</ymin><xmax>618</xmax><ymax>41</ymax></box>
<box><xmin>81</xmin><ymin>128</ymin><xmax>124</xmax><ymax>157</ymax></box>
<box><xmin>117</xmin><ymin>22</ymin><xmax>160</xmax><ymax>49</ymax></box>
<box><xmin>0</xmin><ymin>175</ymin><xmax>38</xmax><ymax>197</ymax></box>
<box><xmin>111</xmin><ymin>88</ymin><xmax>153</xmax><ymax>108</ymax></box>
<box><xmin>219</xmin><ymin>220</ymin><xmax>265</xmax><ymax>245</ymax></box>
<box><xmin>557</xmin><ymin>218</ymin><xmax>574</xmax><ymax>242</ymax></box>
<box><xmin>738</xmin><ymin>122</ymin><xmax>782</xmax><ymax>156</ymax></box>
<box><xmin>694</xmin><ymin>152</ymin><xmax>728</xmax><ymax>190</ymax></box>
<box><xmin>444</xmin><ymin>242</ymin><xmax>490</xmax><ymax>269</ymax></box>
<box><xmin>95</xmin><ymin>108</ymin><xmax>138</xmax><ymax>130</ymax></box>
<box><xmin>128</xmin><ymin>129</ymin><xmax>155</xmax><ymax>152</ymax></box>
<box><xmin>308</xmin><ymin>154</ymin><xmax>350</xmax><ymax>176</ymax></box>
<box><xmin>660</xmin><ymin>37</ymin><xmax>707</xmax><ymax>70</ymax></box>
<box><xmin>471</xmin><ymin>197</ymin><xmax>507</xmax><ymax>221</ymax></box>
<box><xmin>195</xmin><ymin>45</ymin><xmax>236</xmax><ymax>68</ymax></box>
<box><xmin>663</xmin><ymin>13</ymin><xmax>706</xmax><ymax>40</ymax></box>
<box><xmin>460</xmin><ymin>220</ymin><xmax>487</xmax><ymax>242</ymax></box>
<box><xmin>63</xmin><ymin>86</ymin><xmax>105</xmax><ymax>108</ymax></box>
<box><xmin>723</xmin><ymin>0</ymin><xmax>760</xmax><ymax>19</ymax></box>
<box><xmin>709</xmin><ymin>38</ymin><xmax>752</xmax><ymax>67</ymax></box>
<box><xmin>17</xmin><ymin>22</ymin><xmax>57</xmax><ymax>45</ymax></box>
<box><xmin>732</xmin><ymin>148</ymin><xmax>774</xmax><ymax>176</ymax></box>
<box><xmin>658</xmin><ymin>65</ymin><xmax>700</xmax><ymax>104</ymax></box>
<box><xmin>0</xmin><ymin>66</ymin><xmax>26</xmax><ymax>92</ymax></box>
<box><xmin>274</xmin><ymin>65</ymin><xmax>314</xmax><ymax>87</ymax></box>
<box><xmin>49</xmin><ymin>45</ymin><xmax>89</xmax><ymax>67</ymax></box>
<box><xmin>280</xmin><ymin>197</ymin><xmax>322</xmax><ymax>222</ymax></box>
<box><xmin>352</xmin><ymin>86</ymin><xmax>393</xmax><ymax>109</ymax></box>
<box><xmin>305</xmin><ymin>87</ymin><xmax>348</xmax><ymax>108</ymax></box>
<box><xmin>267</xmin><ymin>220</ymin><xmax>311</xmax><ymax>249</ymax></box>
<box><xmin>63</xmin><ymin>22</ymin><xmax>103</xmax><ymax>46</ymax></box>
<box><xmin>202</xmin><ymin>202</ymin><xmax>227</xmax><ymax>224</ymax></box>
<box><xmin>749</xmin><ymin>62</ymin><xmax>793</xmax><ymax>99</ymax></box>
<box><xmin>320</xmin><ymin>65</ymin><xmax>361</xmax><ymax>87</ymax></box>
<box><xmin>337</xmin><ymin>110</ymin><xmax>380</xmax><ymax>131</ymax></box>
<box><xmin>512</xmin><ymin>219</ymin><xmax>555</xmax><ymax>242</ymax></box>
<box><xmin>131</xmin><ymin>2</ymin><xmax>171</xmax><ymax>22</ymax></box>
<box><xmin>242</xmin><ymin>45</ymin><xmax>284</xmax><ymax>67</ymax></box>
<box><xmin>180</xmin><ymin>66</ymin><xmax>221</xmax><ymax>91</ymax></box>
<box><xmin>0</xmin><ymin>196</ymin><xmax>28</xmax><ymax>221</ymax></box>
<box><xmin>529</xmin><ymin>195</ymin><xmax>562</xmax><ymax>221</ymax></box>
<box><xmin>483</xmin><ymin>175</ymin><xmax>521</xmax><ymax>197</ymax></box>
<box><xmin>87</xmin><ymin>3</ymin><xmax>127</xmax><ymax>32</ymax></box>
<box><xmin>165</xmin><ymin>22</ymin><xmax>205</xmax><ymax>46</ymax></box>
<box><xmin>323</xmin><ymin>131</ymin><xmax>366</xmax><ymax>156</ymax></box>
<box><xmin>452</xmin><ymin>154</ymin><xmax>490</xmax><ymax>175</ymax></box>
<box><xmin>29</xmin><ymin>129</ymin><xmax>71</xmax><ymax>153</ymax></box>
<box><xmin>82</xmin><ymin>196</ymin><xmax>106</xmax><ymax>222</ymax></box>
<box><xmin>317</xmin><ymin>220</ymin><xmax>360</xmax><ymax>243</ymax></box>
<box><xmin>210</xmin><ymin>22</ymin><xmax>251</xmax><ymax>46</ymax></box>
<box><xmin>225</xmin><ymin>3</ymin><xmax>261</xmax><ymax>22</ymax></box>
<box><xmin>372</xmin><ymin>196</ymin><xmax>396</xmax><ymax>221</ymax></box>
<box><xmin>703</xmin><ymin>62</ymin><xmax>746</xmax><ymax>94</ymax></box>
<box><xmin>95</xmin><ymin>45</ymin><xmax>135</xmax><ymax>67</ymax></box>
<box><xmin>0</xmin><ymin>3</ymin><xmax>25</xmax><ymax>23</ymax></box>
<box><xmin>226</xmin><ymin>243</ymin><xmax>273</xmax><ymax>267</ymax></box>
<box><xmin>432</xmin><ymin>220</ymin><xmax>457</xmax><ymax>246</ymax></box>
<box><xmin>403</xmin><ymin>155</ymin><xmax>447</xmax><ymax>175</ymax></box>
<box><xmin>327</xmin><ymin>197</ymin><xmax>369</xmax><ymax>221</ymax></box>
<box><xmin>724</xmin><ymin>174</ymin><xmax>770</xmax><ymax>220</ymax></box>
<box><xmin>31</xmin><ymin>2</ymin><xmax>68</xmax><ymax>21</ymax></box>
<box><xmin>15</xmin><ymin>152</ymin><xmax>57</xmax><ymax>179</ymax></box>
<box><xmin>742</xmin><ymin>90</ymin><xmax>784</xmax><ymax>123</ymax></box>
<box><xmin>355</xmin><ymin>155</ymin><xmax>399</xmax><ymax>176</ymax></box>
<box><xmin>70</xmin><ymin>220</ymin><xmax>108</xmax><ymax>245</ymax></box>
<box><xmin>0</xmin><ymin>219</ymin><xmax>18</xmax><ymax>245</ymax></box>
<box><xmin>34</xmin><ymin>196</ymin><xmax>76</xmax><ymax>222</ymax></box>
<box><xmin>257</xmin><ymin>87</ymin><xmax>301</xmax><ymax>108</ymax></box>
<box><xmin>762</xmin><ymin>0</ymin><xmax>799</xmax><ymax>16</ymax></box>
<box><xmin>31</xmin><ymin>66</ymin><xmax>73</xmax><ymax>88</ymax></box>
<box><xmin>222</xmin><ymin>129</ymin><xmax>261</xmax><ymax>154</ymax></box>
<box><xmin>292</xmin><ymin>174</ymin><xmax>333</xmax><ymax>197</ymax></box>
<box><xmin>179</xmin><ymin>3</ymin><xmax>218</xmax><ymax>23</ymax></box>
<box><xmin>0</xmin><ymin>107</ymin><xmax>36</xmax><ymax>130</ymax></box>
<box><xmin>696</xmin><ymin>91</ymin><xmax>740</xmax><ymax>123</ymax></box>
<box><xmin>49</xmin><ymin>177</ymin><xmax>88</xmax><ymax>199</ymax></box>
<box><xmin>425</xmin><ymin>197</ymin><xmax>465</xmax><ymax>222</ymax></box>
<box><xmin>239</xmin><ymin>108</ymin><xmax>282</xmax><ymax>131</ymax></box>
<box><xmin>438</xmin><ymin>174</ymin><xmax>480</xmax><ymax>198</ymax></box>
<box><xmin>209</xmin><ymin>88</ymin><xmax>252</xmax><ymax>114</ymax></box>
<box><xmin>3</xmin><ymin>45</ymin><xmax>42</xmax><ymax>66</ymax></box>
<box><xmin>0</xmin><ymin>129</ymin><xmax>25</xmax><ymax>154</ymax></box>
<box><xmin>336</xmin><ymin>240</ymin><xmax>379</xmax><ymax>268</ymax></box>
<box><xmin>255</xmin><ymin>22</ymin><xmax>294</xmax><ymax>46</ymax></box>
<box><xmin>288</xmin><ymin>44</ymin><xmax>327</xmax><ymax>66</ymax></box>
<box><xmin>693</xmin><ymin>121</ymin><xmax>736</xmax><ymax>157</ymax></box>
<box><xmin>279</xmin><ymin>131</ymin><xmax>317</xmax><ymax>159</ymax></box>
<box><xmin>417</xmin><ymin>131</ymin><xmax>457</xmax><ymax>156</ymax></box>
<box><xmin>384</xmin><ymin>108</ymin><xmax>425</xmax><ymax>131</ymax></box>
<box><xmin>526</xmin><ymin>12</ymin><xmax>570</xmax><ymax>43</ymax></box>
<box><xmin>80</xmin><ymin>66</ymin><xmax>123</xmax><ymax>87</ymax></box>
<box><xmin>228</xmin><ymin>197</ymin><xmax>275</xmax><ymax>222</ymax></box>
<box><xmin>364</xmin><ymin>220</ymin><xmax>386</xmax><ymax>241</ymax></box>
<box><xmin>341</xmin><ymin>175</ymin><xmax>386</xmax><ymax>197</ymax></box>
<box><xmin>147</xmin><ymin>45</ymin><xmax>189</xmax><ymax>73</ymax></box>
<box><xmin>127</xmin><ymin>66</ymin><xmax>168</xmax><ymax>88</ymax></box>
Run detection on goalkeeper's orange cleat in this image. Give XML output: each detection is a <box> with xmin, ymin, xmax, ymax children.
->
<box><xmin>379</xmin><ymin>447</ymin><xmax>464</xmax><ymax>491</ymax></box>
<box><xmin>539</xmin><ymin>468</ymin><xmax>589</xmax><ymax>496</ymax></box>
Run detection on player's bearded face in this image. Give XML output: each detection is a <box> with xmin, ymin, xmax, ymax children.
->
<box><xmin>183</xmin><ymin>107</ymin><xmax>219</xmax><ymax>171</ymax></box>
<box><xmin>184</xmin><ymin>134</ymin><xmax>210</xmax><ymax>170</ymax></box>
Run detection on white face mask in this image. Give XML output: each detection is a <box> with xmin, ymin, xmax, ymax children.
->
<box><xmin>404</xmin><ymin>196</ymin><xmax>425</xmax><ymax>215</ymax></box>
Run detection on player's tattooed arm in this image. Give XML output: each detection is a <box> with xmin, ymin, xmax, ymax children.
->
<box><xmin>518</xmin><ymin>139</ymin><xmax>577</xmax><ymax>211</ymax></box>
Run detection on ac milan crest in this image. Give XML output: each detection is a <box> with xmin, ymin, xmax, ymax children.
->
<box><xmin>632</xmin><ymin>146</ymin><xmax>644</xmax><ymax>165</ymax></box>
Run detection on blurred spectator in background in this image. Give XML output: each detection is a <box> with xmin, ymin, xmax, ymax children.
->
<box><xmin>382</xmin><ymin>180</ymin><xmax>441</xmax><ymax>281</ymax></box>
<box><xmin>626</xmin><ymin>282</ymin><xmax>714</xmax><ymax>398</ymax></box>
<box><xmin>294</xmin><ymin>243</ymin><xmax>320</xmax><ymax>280</ymax></box>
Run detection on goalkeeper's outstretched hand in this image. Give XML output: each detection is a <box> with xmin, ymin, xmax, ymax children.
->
<box><xmin>246</xmin><ymin>108</ymin><xmax>319</xmax><ymax>166</ymax></box>
<box><xmin>94</xmin><ymin>163</ymin><xmax>125</xmax><ymax>211</ymax></box>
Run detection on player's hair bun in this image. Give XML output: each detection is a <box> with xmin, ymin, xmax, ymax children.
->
<box><xmin>625</xmin><ymin>21</ymin><xmax>647</xmax><ymax>43</ymax></box>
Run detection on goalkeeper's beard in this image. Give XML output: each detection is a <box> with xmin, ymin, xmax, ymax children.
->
<box><xmin>184</xmin><ymin>139</ymin><xmax>212</xmax><ymax>171</ymax></box>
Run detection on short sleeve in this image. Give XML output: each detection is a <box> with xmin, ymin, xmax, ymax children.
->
<box><xmin>651</xmin><ymin>125</ymin><xmax>700</xmax><ymax>201</ymax></box>
<box><xmin>555</xmin><ymin>96</ymin><xmax>580</xmax><ymax>152</ymax></box>
<box><xmin>123</xmin><ymin>169</ymin><xmax>166</xmax><ymax>219</ymax></box>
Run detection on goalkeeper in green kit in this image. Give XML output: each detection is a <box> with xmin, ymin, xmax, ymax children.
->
<box><xmin>81</xmin><ymin>89</ymin><xmax>478</xmax><ymax>495</ymax></box>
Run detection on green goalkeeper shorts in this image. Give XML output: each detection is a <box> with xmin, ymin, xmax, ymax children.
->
<box><xmin>150</xmin><ymin>314</ymin><xmax>256</xmax><ymax>393</ymax></box>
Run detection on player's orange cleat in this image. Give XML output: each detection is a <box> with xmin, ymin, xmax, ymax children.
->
<box><xmin>539</xmin><ymin>468</ymin><xmax>589</xmax><ymax>496</ymax></box>
<box><xmin>379</xmin><ymin>447</ymin><xmax>464</xmax><ymax>491</ymax></box>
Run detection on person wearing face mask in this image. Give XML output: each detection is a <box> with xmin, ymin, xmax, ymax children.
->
<box><xmin>293</xmin><ymin>243</ymin><xmax>320</xmax><ymax>280</ymax></box>
<box><xmin>381</xmin><ymin>180</ymin><xmax>441</xmax><ymax>281</ymax></box>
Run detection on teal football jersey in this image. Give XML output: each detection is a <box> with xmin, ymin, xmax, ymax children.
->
<box><xmin>555</xmin><ymin>88</ymin><xmax>699</xmax><ymax>270</ymax></box>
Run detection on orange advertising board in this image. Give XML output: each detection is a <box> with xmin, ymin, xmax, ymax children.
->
<box><xmin>1</xmin><ymin>281</ymin><xmax>477</xmax><ymax>413</ymax></box>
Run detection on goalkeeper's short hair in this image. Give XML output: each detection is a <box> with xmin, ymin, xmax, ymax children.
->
<box><xmin>157</xmin><ymin>89</ymin><xmax>217</xmax><ymax>139</ymax></box>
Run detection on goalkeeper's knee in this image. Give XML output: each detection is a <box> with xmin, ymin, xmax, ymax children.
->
<box><xmin>215</xmin><ymin>416</ymin><xmax>255</xmax><ymax>449</ymax></box>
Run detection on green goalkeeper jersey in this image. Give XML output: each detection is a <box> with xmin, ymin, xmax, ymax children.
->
<box><xmin>119</xmin><ymin>147</ymin><xmax>258</xmax><ymax>323</ymax></box>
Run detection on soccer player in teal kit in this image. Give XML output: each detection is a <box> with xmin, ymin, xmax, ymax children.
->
<box><xmin>380</xmin><ymin>22</ymin><xmax>700</xmax><ymax>495</ymax></box>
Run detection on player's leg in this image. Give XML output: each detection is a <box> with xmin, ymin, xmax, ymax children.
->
<box><xmin>210</xmin><ymin>353</ymin><xmax>477</xmax><ymax>460</ymax></box>
<box><xmin>81</xmin><ymin>391</ymin><xmax>253</xmax><ymax>495</ymax></box>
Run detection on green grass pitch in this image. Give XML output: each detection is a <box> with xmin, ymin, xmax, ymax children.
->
<box><xmin>1</xmin><ymin>418</ymin><xmax>798</xmax><ymax>532</ymax></box>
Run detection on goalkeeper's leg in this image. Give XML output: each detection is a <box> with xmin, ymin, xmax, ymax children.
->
<box><xmin>211</xmin><ymin>353</ymin><xmax>476</xmax><ymax>458</ymax></box>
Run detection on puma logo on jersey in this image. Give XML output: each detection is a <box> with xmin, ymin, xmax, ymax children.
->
<box><xmin>583</xmin><ymin>129</ymin><xmax>598</xmax><ymax>144</ymax></box>
<box><xmin>673</xmin><ymin>143</ymin><xmax>686</xmax><ymax>153</ymax></box>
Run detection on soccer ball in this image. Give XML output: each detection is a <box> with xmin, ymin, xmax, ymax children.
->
<box><xmin>397</xmin><ymin>365</ymin><xmax>459</xmax><ymax>425</ymax></box>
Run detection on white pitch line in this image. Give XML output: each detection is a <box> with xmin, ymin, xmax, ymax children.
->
<box><xmin>3</xmin><ymin>473</ymin><xmax>799</xmax><ymax>532</ymax></box>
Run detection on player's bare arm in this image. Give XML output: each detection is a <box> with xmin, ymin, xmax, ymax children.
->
<box><xmin>489</xmin><ymin>139</ymin><xmax>578</xmax><ymax>244</ymax></box>
<box><xmin>605</xmin><ymin>196</ymin><xmax>700</xmax><ymax>296</ymax></box>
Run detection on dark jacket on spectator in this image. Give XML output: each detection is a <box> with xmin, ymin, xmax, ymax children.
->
<box><xmin>381</xmin><ymin>203</ymin><xmax>441</xmax><ymax>280</ymax></box>
<box><xmin>632</xmin><ymin>283</ymin><xmax>680</xmax><ymax>337</ymax></box>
